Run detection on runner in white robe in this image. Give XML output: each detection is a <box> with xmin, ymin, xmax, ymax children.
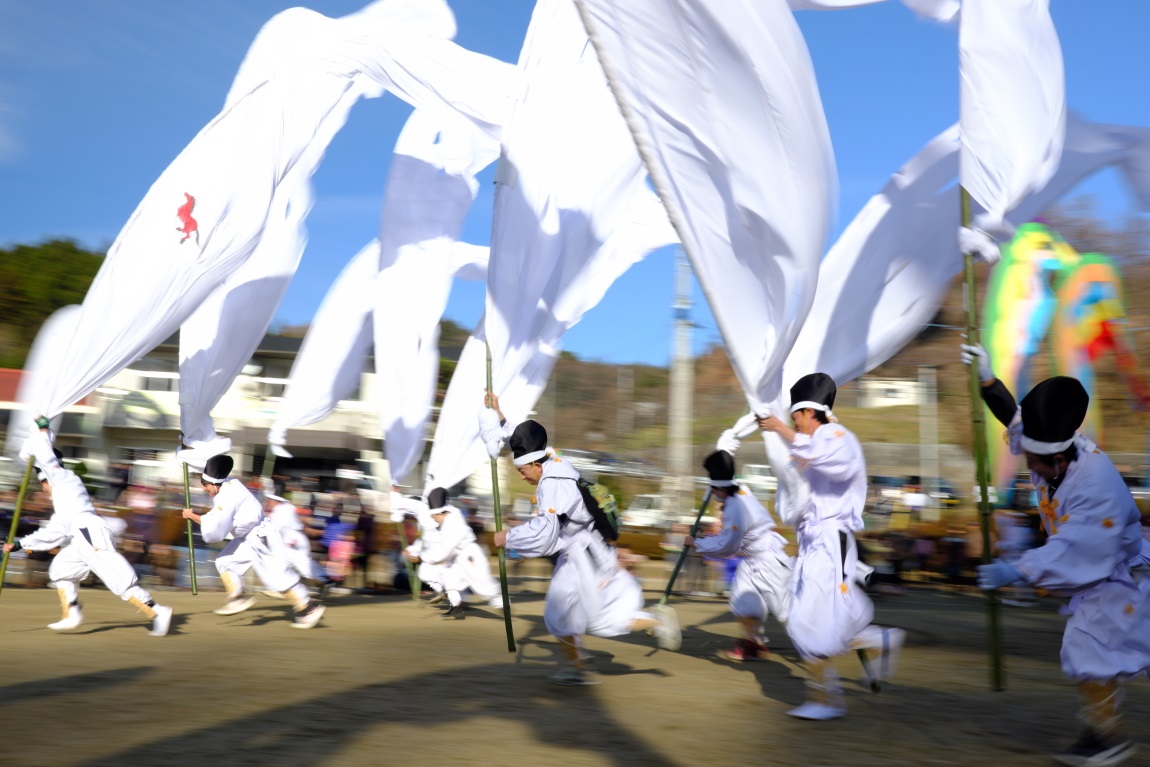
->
<box><xmin>391</xmin><ymin>487</ymin><xmax>445</xmax><ymax>599</ymax></box>
<box><xmin>964</xmin><ymin>345</ymin><xmax>1149</xmax><ymax>767</ymax></box>
<box><xmin>262</xmin><ymin>480</ymin><xmax>322</xmax><ymax>583</ymax></box>
<box><xmin>4</xmin><ymin>425</ymin><xmax>172</xmax><ymax>636</ymax></box>
<box><xmin>758</xmin><ymin>373</ymin><xmax>904</xmax><ymax>720</ymax></box>
<box><xmin>488</xmin><ymin>412</ymin><xmax>680</xmax><ymax>685</ymax></box>
<box><xmin>688</xmin><ymin>449</ymin><xmax>792</xmax><ymax>662</ymax></box>
<box><xmin>182</xmin><ymin>454</ymin><xmax>324</xmax><ymax>629</ymax></box>
<box><xmin>415</xmin><ymin>488</ymin><xmax>501</xmax><ymax>616</ymax></box>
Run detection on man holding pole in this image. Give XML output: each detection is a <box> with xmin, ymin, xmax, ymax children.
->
<box><xmin>684</xmin><ymin>447</ymin><xmax>791</xmax><ymax>662</ymax></box>
<box><xmin>486</xmin><ymin>411</ymin><xmax>680</xmax><ymax>685</ymax></box>
<box><xmin>758</xmin><ymin>373</ymin><xmax>904</xmax><ymax>720</ymax></box>
<box><xmin>963</xmin><ymin>345</ymin><xmax>1149</xmax><ymax>767</ymax></box>
<box><xmin>182</xmin><ymin>454</ymin><xmax>324</xmax><ymax>629</ymax></box>
<box><xmin>2</xmin><ymin>423</ymin><xmax>173</xmax><ymax>636</ymax></box>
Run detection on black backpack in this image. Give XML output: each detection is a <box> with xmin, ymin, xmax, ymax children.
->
<box><xmin>556</xmin><ymin>476</ymin><xmax>620</xmax><ymax>544</ymax></box>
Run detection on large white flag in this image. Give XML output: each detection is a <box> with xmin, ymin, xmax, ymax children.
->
<box><xmin>960</xmin><ymin>0</ymin><xmax>1065</xmax><ymax>233</ymax></box>
<box><xmin>465</xmin><ymin>0</ymin><xmax>649</xmax><ymax>443</ymax></box>
<box><xmin>374</xmin><ymin>106</ymin><xmax>506</xmax><ymax>485</ymax></box>
<box><xmin>36</xmin><ymin>0</ymin><xmax>514</xmax><ymax>421</ymax></box>
<box><xmin>758</xmin><ymin>114</ymin><xmax>1150</xmax><ymax>519</ymax></box>
<box><xmin>425</xmin><ymin>189</ymin><xmax>676</xmax><ymax>493</ymax></box>
<box><xmin>268</xmin><ymin>242</ymin><xmax>380</xmax><ymax>458</ymax></box>
<box><xmin>575</xmin><ymin>0</ymin><xmax>836</xmax><ymax>414</ymax></box>
<box><xmin>3</xmin><ymin>306</ymin><xmax>81</xmax><ymax>457</ymax></box>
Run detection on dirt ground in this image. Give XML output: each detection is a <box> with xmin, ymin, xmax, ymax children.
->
<box><xmin>1</xmin><ymin>567</ymin><xmax>1147</xmax><ymax>767</ymax></box>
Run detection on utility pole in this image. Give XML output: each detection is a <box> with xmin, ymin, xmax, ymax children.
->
<box><xmin>919</xmin><ymin>365</ymin><xmax>941</xmax><ymax>522</ymax></box>
<box><xmin>617</xmin><ymin>365</ymin><xmax>633</xmax><ymax>437</ymax></box>
<box><xmin>666</xmin><ymin>250</ymin><xmax>694</xmax><ymax>521</ymax></box>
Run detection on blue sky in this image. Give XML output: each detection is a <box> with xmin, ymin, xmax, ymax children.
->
<box><xmin>1</xmin><ymin>1</ymin><xmax>1148</xmax><ymax>366</ymax></box>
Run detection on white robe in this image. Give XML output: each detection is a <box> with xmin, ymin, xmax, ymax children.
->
<box><xmin>199</xmin><ymin>479</ymin><xmax>299</xmax><ymax>594</ymax></box>
<box><xmin>784</xmin><ymin>423</ymin><xmax>876</xmax><ymax>660</ymax></box>
<box><xmin>17</xmin><ymin>431</ymin><xmax>150</xmax><ymax>603</ymax></box>
<box><xmin>420</xmin><ymin>507</ymin><xmax>499</xmax><ymax>602</ymax></box>
<box><xmin>694</xmin><ymin>486</ymin><xmax>792</xmax><ymax>623</ymax></box>
<box><xmin>504</xmin><ymin>455</ymin><xmax>645</xmax><ymax>638</ymax></box>
<box><xmin>1006</xmin><ymin>424</ymin><xmax>1150</xmax><ymax>681</ymax></box>
<box><xmin>265</xmin><ymin>501</ymin><xmax>318</xmax><ymax>580</ymax></box>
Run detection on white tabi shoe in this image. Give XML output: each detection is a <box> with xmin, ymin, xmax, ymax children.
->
<box><xmin>650</xmin><ymin>604</ymin><xmax>682</xmax><ymax>651</ymax></box>
<box><xmin>149</xmin><ymin>605</ymin><xmax>173</xmax><ymax>637</ymax></box>
<box><xmin>214</xmin><ymin>596</ymin><xmax>257</xmax><ymax>616</ymax></box>
<box><xmin>290</xmin><ymin>603</ymin><xmax>326</xmax><ymax>629</ymax></box>
<box><xmin>786</xmin><ymin>701</ymin><xmax>847</xmax><ymax>721</ymax></box>
<box><xmin>48</xmin><ymin>606</ymin><xmax>83</xmax><ymax>631</ymax></box>
<box><xmin>877</xmin><ymin>627</ymin><xmax>905</xmax><ymax>681</ymax></box>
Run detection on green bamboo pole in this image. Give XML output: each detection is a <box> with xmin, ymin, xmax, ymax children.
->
<box><xmin>486</xmin><ymin>343</ymin><xmax>515</xmax><ymax>653</ymax></box>
<box><xmin>396</xmin><ymin>514</ymin><xmax>420</xmax><ymax>601</ymax></box>
<box><xmin>658</xmin><ymin>488</ymin><xmax>713</xmax><ymax>606</ymax></box>
<box><xmin>182</xmin><ymin>461</ymin><xmax>198</xmax><ymax>596</ymax></box>
<box><xmin>0</xmin><ymin>461</ymin><xmax>36</xmax><ymax>597</ymax></box>
<box><xmin>961</xmin><ymin>186</ymin><xmax>1005</xmax><ymax>691</ymax></box>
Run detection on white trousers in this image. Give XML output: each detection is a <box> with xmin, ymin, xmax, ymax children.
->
<box><xmin>214</xmin><ymin>533</ymin><xmax>302</xmax><ymax>594</ymax></box>
<box><xmin>49</xmin><ymin>521</ymin><xmax>151</xmax><ymax>605</ymax></box>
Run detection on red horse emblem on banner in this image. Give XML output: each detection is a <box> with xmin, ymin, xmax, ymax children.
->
<box><xmin>176</xmin><ymin>193</ymin><xmax>199</xmax><ymax>245</ymax></box>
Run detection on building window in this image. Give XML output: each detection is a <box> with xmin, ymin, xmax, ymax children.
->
<box><xmin>140</xmin><ymin>375</ymin><xmax>179</xmax><ymax>393</ymax></box>
<box><xmin>122</xmin><ymin>448</ymin><xmax>163</xmax><ymax>462</ymax></box>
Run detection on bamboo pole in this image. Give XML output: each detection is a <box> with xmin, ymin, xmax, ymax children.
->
<box><xmin>0</xmin><ymin>461</ymin><xmax>36</xmax><ymax>597</ymax></box>
<box><xmin>396</xmin><ymin>514</ymin><xmax>420</xmax><ymax>601</ymax></box>
<box><xmin>486</xmin><ymin>343</ymin><xmax>515</xmax><ymax>653</ymax></box>
<box><xmin>961</xmin><ymin>186</ymin><xmax>1005</xmax><ymax>691</ymax></box>
<box><xmin>658</xmin><ymin>488</ymin><xmax>713</xmax><ymax>606</ymax></box>
<box><xmin>182</xmin><ymin>461</ymin><xmax>198</xmax><ymax>596</ymax></box>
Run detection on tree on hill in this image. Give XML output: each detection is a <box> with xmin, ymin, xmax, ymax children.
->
<box><xmin>0</xmin><ymin>239</ymin><xmax>104</xmax><ymax>369</ymax></box>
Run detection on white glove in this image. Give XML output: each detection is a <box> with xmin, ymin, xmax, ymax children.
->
<box><xmin>977</xmin><ymin>560</ymin><xmax>1022</xmax><ymax>590</ymax></box>
<box><xmin>960</xmin><ymin>343</ymin><xmax>994</xmax><ymax>383</ymax></box>
<box><xmin>958</xmin><ymin>226</ymin><xmax>1001</xmax><ymax>266</ymax></box>
<box><xmin>478</xmin><ymin>408</ymin><xmax>504</xmax><ymax>459</ymax></box>
<box><xmin>716</xmin><ymin>429</ymin><xmax>741</xmax><ymax>455</ymax></box>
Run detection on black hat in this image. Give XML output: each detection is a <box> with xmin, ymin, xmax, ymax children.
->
<box><xmin>201</xmin><ymin>454</ymin><xmax>234</xmax><ymax>484</ymax></box>
<box><xmin>703</xmin><ymin>450</ymin><xmax>736</xmax><ymax>488</ymax></box>
<box><xmin>1019</xmin><ymin>376</ymin><xmax>1088</xmax><ymax>454</ymax></box>
<box><xmin>427</xmin><ymin>487</ymin><xmax>449</xmax><ymax>512</ymax></box>
<box><xmin>35</xmin><ymin>447</ymin><xmax>64</xmax><ymax>483</ymax></box>
<box><xmin>509</xmin><ymin>420</ymin><xmax>549</xmax><ymax>466</ymax></box>
<box><xmin>789</xmin><ymin>372</ymin><xmax>837</xmax><ymax>415</ymax></box>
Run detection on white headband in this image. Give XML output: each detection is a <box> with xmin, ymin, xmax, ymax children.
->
<box><xmin>790</xmin><ymin>401</ymin><xmax>830</xmax><ymax>414</ymax></box>
<box><xmin>201</xmin><ymin>472</ymin><xmax>228</xmax><ymax>484</ymax></box>
<box><xmin>513</xmin><ymin>450</ymin><xmax>548</xmax><ymax>466</ymax></box>
<box><xmin>709</xmin><ymin>479</ymin><xmax>737</xmax><ymax>487</ymax></box>
<box><xmin>1020</xmin><ymin>434</ymin><xmax>1075</xmax><ymax>455</ymax></box>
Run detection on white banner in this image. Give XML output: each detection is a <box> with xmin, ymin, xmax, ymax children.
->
<box><xmin>576</xmin><ymin>0</ymin><xmax>836</xmax><ymax>414</ymax></box>
<box><xmin>36</xmin><ymin>0</ymin><xmax>515</xmax><ymax>420</ymax></box>
<box><xmin>267</xmin><ymin>241</ymin><xmax>380</xmax><ymax>457</ymax></box>
<box><xmin>959</xmin><ymin>0</ymin><xmax>1065</xmax><ymax>232</ymax></box>
<box><xmin>374</xmin><ymin>106</ymin><xmax>506</xmax><ymax>485</ymax></box>
<box><xmin>425</xmin><ymin>189</ymin><xmax>676</xmax><ymax>492</ymax></box>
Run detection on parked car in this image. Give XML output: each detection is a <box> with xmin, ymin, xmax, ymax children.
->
<box><xmin>737</xmin><ymin>463</ymin><xmax>777</xmax><ymax>497</ymax></box>
<box><xmin>620</xmin><ymin>494</ymin><xmax>668</xmax><ymax>530</ymax></box>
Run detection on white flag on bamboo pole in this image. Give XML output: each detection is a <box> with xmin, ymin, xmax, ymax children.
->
<box><xmin>446</xmin><ymin>0</ymin><xmax>648</xmax><ymax>464</ymax></box>
<box><xmin>3</xmin><ymin>306</ymin><xmax>80</xmax><ymax>457</ymax></box>
<box><xmin>36</xmin><ymin>0</ymin><xmax>515</xmax><ymax>421</ymax></box>
<box><xmin>575</xmin><ymin>0</ymin><xmax>836</xmax><ymax>415</ymax></box>
<box><xmin>754</xmin><ymin>114</ymin><xmax>1150</xmax><ymax>519</ymax></box>
<box><xmin>959</xmin><ymin>0</ymin><xmax>1065</xmax><ymax>233</ymax></box>
<box><xmin>268</xmin><ymin>242</ymin><xmax>380</xmax><ymax>458</ymax></box>
<box><xmin>426</xmin><ymin>189</ymin><xmax>676</xmax><ymax>493</ymax></box>
<box><xmin>374</xmin><ymin>106</ymin><xmax>506</xmax><ymax>485</ymax></box>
